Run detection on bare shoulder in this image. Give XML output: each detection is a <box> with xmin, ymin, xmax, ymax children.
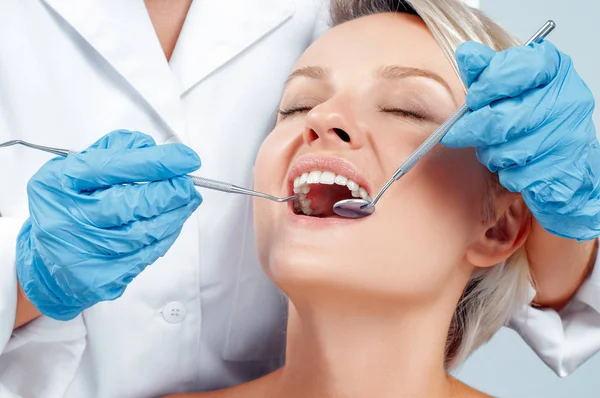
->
<box><xmin>164</xmin><ymin>370</ymin><xmax>280</xmax><ymax>398</ymax></box>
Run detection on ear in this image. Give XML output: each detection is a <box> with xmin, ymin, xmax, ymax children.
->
<box><xmin>466</xmin><ymin>193</ymin><xmax>531</xmax><ymax>268</ymax></box>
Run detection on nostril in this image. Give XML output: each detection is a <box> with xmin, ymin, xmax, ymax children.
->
<box><xmin>307</xmin><ymin>129</ymin><xmax>319</xmax><ymax>142</ymax></box>
<box><xmin>332</xmin><ymin>128</ymin><xmax>350</xmax><ymax>143</ymax></box>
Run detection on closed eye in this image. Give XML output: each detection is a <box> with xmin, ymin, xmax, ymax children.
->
<box><xmin>378</xmin><ymin>106</ymin><xmax>427</xmax><ymax>122</ymax></box>
<box><xmin>277</xmin><ymin>106</ymin><xmax>314</xmax><ymax>118</ymax></box>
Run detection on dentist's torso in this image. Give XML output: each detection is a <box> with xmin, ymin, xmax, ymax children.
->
<box><xmin>0</xmin><ymin>0</ymin><xmax>326</xmax><ymax>396</ymax></box>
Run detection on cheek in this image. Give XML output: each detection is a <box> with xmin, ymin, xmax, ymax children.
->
<box><xmin>388</xmin><ymin>147</ymin><xmax>488</xmax><ymax>246</ymax></box>
<box><xmin>421</xmin><ymin>147</ymin><xmax>487</xmax><ymax>218</ymax></box>
<box><xmin>253</xmin><ymin>122</ymin><xmax>301</xmax><ymax>194</ymax></box>
<box><xmin>376</xmin><ymin>130</ymin><xmax>487</xmax><ymax>235</ymax></box>
<box><xmin>253</xmin><ymin>127</ymin><xmax>299</xmax><ymax>266</ymax></box>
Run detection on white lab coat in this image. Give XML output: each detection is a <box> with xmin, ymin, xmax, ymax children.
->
<box><xmin>0</xmin><ymin>0</ymin><xmax>598</xmax><ymax>397</ymax></box>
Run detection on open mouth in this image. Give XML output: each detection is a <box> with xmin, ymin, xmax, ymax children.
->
<box><xmin>291</xmin><ymin>170</ymin><xmax>372</xmax><ymax>217</ymax></box>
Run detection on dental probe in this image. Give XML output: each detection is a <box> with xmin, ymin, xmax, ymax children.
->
<box><xmin>0</xmin><ymin>140</ymin><xmax>299</xmax><ymax>204</ymax></box>
<box><xmin>332</xmin><ymin>20</ymin><xmax>556</xmax><ymax>219</ymax></box>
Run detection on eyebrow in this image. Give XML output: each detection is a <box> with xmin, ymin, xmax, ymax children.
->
<box><xmin>285</xmin><ymin>66</ymin><xmax>329</xmax><ymax>85</ymax></box>
<box><xmin>375</xmin><ymin>65</ymin><xmax>453</xmax><ymax>95</ymax></box>
<box><xmin>285</xmin><ymin>65</ymin><xmax>453</xmax><ymax>96</ymax></box>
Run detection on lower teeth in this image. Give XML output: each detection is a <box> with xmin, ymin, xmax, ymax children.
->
<box><xmin>293</xmin><ymin>183</ymin><xmax>372</xmax><ymax>217</ymax></box>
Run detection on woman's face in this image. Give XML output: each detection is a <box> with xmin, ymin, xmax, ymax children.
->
<box><xmin>254</xmin><ymin>13</ymin><xmax>506</xmax><ymax>301</ymax></box>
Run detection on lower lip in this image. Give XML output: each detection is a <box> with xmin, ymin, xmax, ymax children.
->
<box><xmin>286</xmin><ymin>202</ymin><xmax>364</xmax><ymax>227</ymax></box>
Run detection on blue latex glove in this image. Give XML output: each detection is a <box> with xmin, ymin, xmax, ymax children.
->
<box><xmin>443</xmin><ymin>40</ymin><xmax>599</xmax><ymax>240</ymax></box>
<box><xmin>16</xmin><ymin>130</ymin><xmax>203</xmax><ymax>320</ymax></box>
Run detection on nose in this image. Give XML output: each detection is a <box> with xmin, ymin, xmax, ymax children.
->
<box><xmin>303</xmin><ymin>102</ymin><xmax>364</xmax><ymax>150</ymax></box>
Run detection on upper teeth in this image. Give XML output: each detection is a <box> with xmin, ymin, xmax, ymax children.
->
<box><xmin>292</xmin><ymin>170</ymin><xmax>371</xmax><ymax>216</ymax></box>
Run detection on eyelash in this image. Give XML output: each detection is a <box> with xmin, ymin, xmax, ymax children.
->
<box><xmin>378</xmin><ymin>106</ymin><xmax>427</xmax><ymax>122</ymax></box>
<box><xmin>277</xmin><ymin>106</ymin><xmax>313</xmax><ymax>118</ymax></box>
<box><xmin>277</xmin><ymin>105</ymin><xmax>428</xmax><ymax>122</ymax></box>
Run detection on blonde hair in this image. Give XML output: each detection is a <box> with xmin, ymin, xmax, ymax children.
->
<box><xmin>330</xmin><ymin>0</ymin><xmax>532</xmax><ymax>370</ymax></box>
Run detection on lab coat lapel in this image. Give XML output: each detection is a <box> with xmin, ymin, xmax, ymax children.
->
<box><xmin>41</xmin><ymin>0</ymin><xmax>186</xmax><ymax>140</ymax></box>
<box><xmin>170</xmin><ymin>0</ymin><xmax>296</xmax><ymax>95</ymax></box>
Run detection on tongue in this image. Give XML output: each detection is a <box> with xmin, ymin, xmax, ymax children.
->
<box><xmin>305</xmin><ymin>184</ymin><xmax>354</xmax><ymax>217</ymax></box>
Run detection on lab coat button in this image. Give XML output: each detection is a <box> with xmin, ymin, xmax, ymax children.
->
<box><xmin>161</xmin><ymin>301</ymin><xmax>187</xmax><ymax>324</ymax></box>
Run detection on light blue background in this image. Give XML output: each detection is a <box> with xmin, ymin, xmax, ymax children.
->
<box><xmin>455</xmin><ymin>1</ymin><xmax>600</xmax><ymax>397</ymax></box>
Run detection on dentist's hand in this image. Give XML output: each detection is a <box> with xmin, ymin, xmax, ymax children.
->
<box><xmin>443</xmin><ymin>40</ymin><xmax>599</xmax><ymax>240</ymax></box>
<box><xmin>16</xmin><ymin>130</ymin><xmax>202</xmax><ymax>320</ymax></box>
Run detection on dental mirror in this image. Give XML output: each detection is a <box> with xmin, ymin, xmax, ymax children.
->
<box><xmin>332</xmin><ymin>198</ymin><xmax>375</xmax><ymax>218</ymax></box>
<box><xmin>332</xmin><ymin>20</ymin><xmax>556</xmax><ymax>219</ymax></box>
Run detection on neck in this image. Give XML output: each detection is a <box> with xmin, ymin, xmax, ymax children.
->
<box><xmin>270</xmin><ymin>289</ymin><xmax>461</xmax><ymax>398</ymax></box>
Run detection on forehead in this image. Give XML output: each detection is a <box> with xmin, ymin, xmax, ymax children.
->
<box><xmin>294</xmin><ymin>13</ymin><xmax>465</xmax><ymax>100</ymax></box>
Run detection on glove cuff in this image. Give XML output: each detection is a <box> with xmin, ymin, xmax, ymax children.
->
<box><xmin>16</xmin><ymin>220</ymin><xmax>84</xmax><ymax>321</ymax></box>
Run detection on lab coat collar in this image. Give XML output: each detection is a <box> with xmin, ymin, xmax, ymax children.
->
<box><xmin>169</xmin><ymin>0</ymin><xmax>296</xmax><ymax>95</ymax></box>
<box><xmin>42</xmin><ymin>0</ymin><xmax>187</xmax><ymax>140</ymax></box>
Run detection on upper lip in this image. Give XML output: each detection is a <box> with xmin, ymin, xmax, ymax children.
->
<box><xmin>286</xmin><ymin>155</ymin><xmax>372</xmax><ymax>196</ymax></box>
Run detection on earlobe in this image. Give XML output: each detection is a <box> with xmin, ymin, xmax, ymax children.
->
<box><xmin>466</xmin><ymin>194</ymin><xmax>531</xmax><ymax>268</ymax></box>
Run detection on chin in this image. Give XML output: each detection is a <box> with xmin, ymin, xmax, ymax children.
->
<box><xmin>260</xmin><ymin>229</ymin><xmax>465</xmax><ymax>306</ymax></box>
<box><xmin>261</xmin><ymin>239</ymin><xmax>352</xmax><ymax>291</ymax></box>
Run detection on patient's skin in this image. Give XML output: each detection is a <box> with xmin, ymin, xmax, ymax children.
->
<box><xmin>167</xmin><ymin>12</ymin><xmax>530</xmax><ymax>398</ymax></box>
